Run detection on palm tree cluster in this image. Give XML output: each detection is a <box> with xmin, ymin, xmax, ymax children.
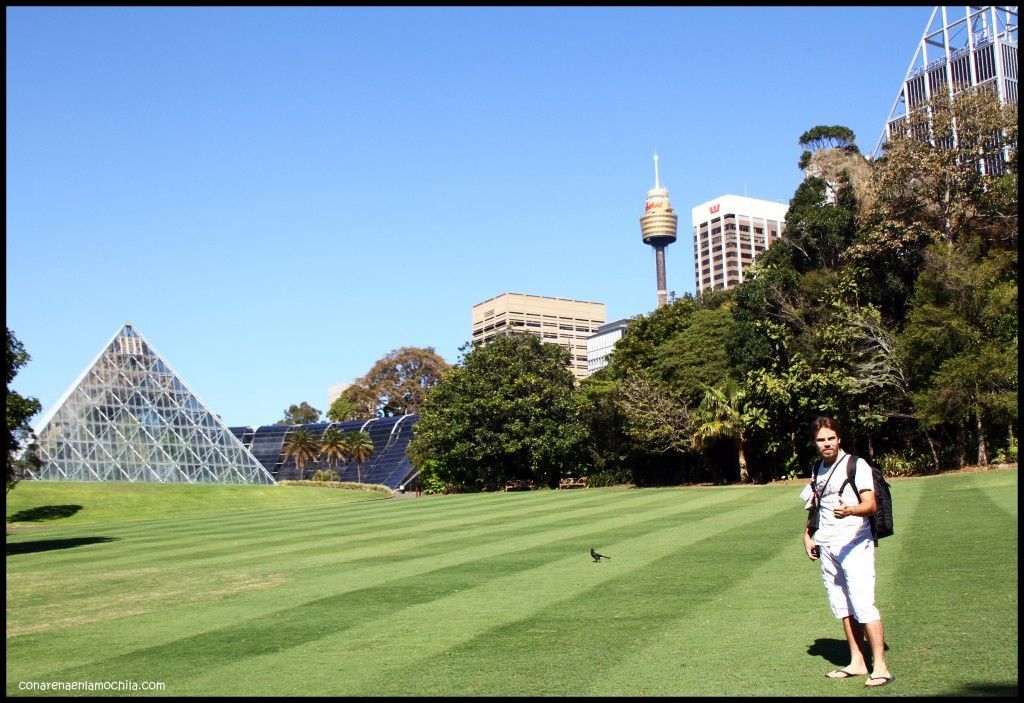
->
<box><xmin>281</xmin><ymin>427</ymin><xmax>375</xmax><ymax>482</ymax></box>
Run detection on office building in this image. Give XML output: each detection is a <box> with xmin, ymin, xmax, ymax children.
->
<box><xmin>873</xmin><ymin>5</ymin><xmax>1018</xmax><ymax>173</ymax></box>
<box><xmin>586</xmin><ymin>318</ymin><xmax>631</xmax><ymax>375</ymax></box>
<box><xmin>471</xmin><ymin>292</ymin><xmax>606</xmax><ymax>380</ymax></box>
<box><xmin>691</xmin><ymin>194</ymin><xmax>789</xmax><ymax>292</ymax></box>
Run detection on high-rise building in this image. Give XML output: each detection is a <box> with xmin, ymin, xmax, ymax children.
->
<box><xmin>639</xmin><ymin>154</ymin><xmax>678</xmax><ymax>308</ymax></box>
<box><xmin>873</xmin><ymin>5</ymin><xmax>1018</xmax><ymax>168</ymax></box>
<box><xmin>586</xmin><ymin>318</ymin><xmax>631</xmax><ymax>375</ymax></box>
<box><xmin>471</xmin><ymin>292</ymin><xmax>606</xmax><ymax>380</ymax></box>
<box><xmin>691</xmin><ymin>194</ymin><xmax>789</xmax><ymax>293</ymax></box>
<box><xmin>29</xmin><ymin>323</ymin><xmax>275</xmax><ymax>484</ymax></box>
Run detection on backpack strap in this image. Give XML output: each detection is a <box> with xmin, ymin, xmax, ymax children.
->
<box><xmin>840</xmin><ymin>454</ymin><xmax>861</xmax><ymax>501</ymax></box>
<box><xmin>840</xmin><ymin>454</ymin><xmax>878</xmax><ymax>545</ymax></box>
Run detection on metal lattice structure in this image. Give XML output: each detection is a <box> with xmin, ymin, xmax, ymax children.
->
<box><xmin>873</xmin><ymin>6</ymin><xmax>1019</xmax><ymax>160</ymax></box>
<box><xmin>29</xmin><ymin>323</ymin><xmax>275</xmax><ymax>484</ymax></box>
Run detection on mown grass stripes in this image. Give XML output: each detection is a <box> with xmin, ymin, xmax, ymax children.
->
<box><xmin>6</xmin><ymin>469</ymin><xmax>1017</xmax><ymax>696</ymax></box>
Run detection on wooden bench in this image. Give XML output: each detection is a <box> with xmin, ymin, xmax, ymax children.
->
<box><xmin>503</xmin><ymin>480</ymin><xmax>534</xmax><ymax>492</ymax></box>
<box><xmin>558</xmin><ymin>476</ymin><xmax>588</xmax><ymax>489</ymax></box>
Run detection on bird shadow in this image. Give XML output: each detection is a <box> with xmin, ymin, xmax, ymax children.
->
<box><xmin>6</xmin><ymin>536</ymin><xmax>118</xmax><ymax>556</ymax></box>
<box><xmin>8</xmin><ymin>504</ymin><xmax>83</xmax><ymax>522</ymax></box>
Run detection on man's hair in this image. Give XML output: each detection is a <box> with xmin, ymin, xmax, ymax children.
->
<box><xmin>810</xmin><ymin>416</ymin><xmax>842</xmax><ymax>439</ymax></box>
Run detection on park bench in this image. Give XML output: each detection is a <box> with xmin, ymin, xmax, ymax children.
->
<box><xmin>558</xmin><ymin>476</ymin><xmax>588</xmax><ymax>489</ymax></box>
<box><xmin>503</xmin><ymin>480</ymin><xmax>534</xmax><ymax>492</ymax></box>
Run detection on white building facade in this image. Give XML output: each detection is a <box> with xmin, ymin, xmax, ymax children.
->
<box><xmin>586</xmin><ymin>319</ymin><xmax>631</xmax><ymax>375</ymax></box>
<box><xmin>691</xmin><ymin>194</ymin><xmax>789</xmax><ymax>293</ymax></box>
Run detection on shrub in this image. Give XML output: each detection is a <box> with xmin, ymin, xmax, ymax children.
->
<box><xmin>992</xmin><ymin>438</ymin><xmax>1017</xmax><ymax>465</ymax></box>
<box><xmin>311</xmin><ymin>469</ymin><xmax>340</xmax><ymax>482</ymax></box>
<box><xmin>878</xmin><ymin>451</ymin><xmax>929</xmax><ymax>478</ymax></box>
<box><xmin>585</xmin><ymin>469</ymin><xmax>631</xmax><ymax>488</ymax></box>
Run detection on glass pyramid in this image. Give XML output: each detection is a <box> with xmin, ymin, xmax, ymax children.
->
<box><xmin>30</xmin><ymin>323</ymin><xmax>275</xmax><ymax>484</ymax></box>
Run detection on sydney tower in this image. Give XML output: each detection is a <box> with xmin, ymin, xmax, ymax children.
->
<box><xmin>639</xmin><ymin>154</ymin><xmax>678</xmax><ymax>308</ymax></box>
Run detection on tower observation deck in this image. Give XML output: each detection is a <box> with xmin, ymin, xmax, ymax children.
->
<box><xmin>639</xmin><ymin>154</ymin><xmax>678</xmax><ymax>307</ymax></box>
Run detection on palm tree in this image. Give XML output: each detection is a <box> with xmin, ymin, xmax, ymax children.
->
<box><xmin>691</xmin><ymin>379</ymin><xmax>755</xmax><ymax>484</ymax></box>
<box><xmin>282</xmin><ymin>428</ymin><xmax>320</xmax><ymax>481</ymax></box>
<box><xmin>318</xmin><ymin>427</ymin><xmax>348</xmax><ymax>473</ymax></box>
<box><xmin>346</xmin><ymin>431</ymin><xmax>374</xmax><ymax>484</ymax></box>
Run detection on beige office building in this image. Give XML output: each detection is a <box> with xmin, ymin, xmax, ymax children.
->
<box><xmin>692</xmin><ymin>194</ymin><xmax>788</xmax><ymax>292</ymax></box>
<box><xmin>471</xmin><ymin>292</ymin><xmax>606</xmax><ymax>380</ymax></box>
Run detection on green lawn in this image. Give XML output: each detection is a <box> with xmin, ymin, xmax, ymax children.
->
<box><xmin>5</xmin><ymin>468</ymin><xmax>1017</xmax><ymax>696</ymax></box>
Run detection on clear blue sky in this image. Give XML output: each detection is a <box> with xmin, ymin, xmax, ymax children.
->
<box><xmin>7</xmin><ymin>6</ymin><xmax>933</xmax><ymax>428</ymax></box>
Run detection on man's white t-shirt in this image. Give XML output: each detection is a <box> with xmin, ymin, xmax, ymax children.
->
<box><xmin>809</xmin><ymin>449</ymin><xmax>875</xmax><ymax>546</ymax></box>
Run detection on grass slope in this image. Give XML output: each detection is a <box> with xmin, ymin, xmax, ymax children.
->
<box><xmin>6</xmin><ymin>481</ymin><xmax>385</xmax><ymax>528</ymax></box>
<box><xmin>5</xmin><ymin>468</ymin><xmax>1017</xmax><ymax>697</ymax></box>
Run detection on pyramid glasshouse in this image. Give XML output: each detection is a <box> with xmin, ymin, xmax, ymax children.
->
<box><xmin>30</xmin><ymin>323</ymin><xmax>275</xmax><ymax>484</ymax></box>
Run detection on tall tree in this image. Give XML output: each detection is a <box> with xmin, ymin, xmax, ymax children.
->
<box><xmin>346</xmin><ymin>431</ymin><xmax>374</xmax><ymax>483</ymax></box>
<box><xmin>408</xmin><ymin>335</ymin><xmax>586</xmax><ymax>492</ymax></box>
<box><xmin>276</xmin><ymin>402</ymin><xmax>322</xmax><ymax>426</ymax></box>
<box><xmin>798</xmin><ymin>124</ymin><xmax>859</xmax><ymax>170</ymax></box>
<box><xmin>848</xmin><ymin>87</ymin><xmax>1018</xmax><ymax>324</ymax></box>
<box><xmin>318</xmin><ymin>427</ymin><xmax>350</xmax><ymax>472</ymax></box>
<box><xmin>900</xmin><ymin>241</ymin><xmax>1018</xmax><ymax>466</ymax></box>
<box><xmin>281</xmin><ymin>429</ymin><xmax>320</xmax><ymax>480</ymax></box>
<box><xmin>6</xmin><ymin>328</ymin><xmax>42</xmax><ymax>493</ymax></box>
<box><xmin>358</xmin><ymin>346</ymin><xmax>451</xmax><ymax>416</ymax></box>
<box><xmin>691</xmin><ymin>379</ymin><xmax>764</xmax><ymax>484</ymax></box>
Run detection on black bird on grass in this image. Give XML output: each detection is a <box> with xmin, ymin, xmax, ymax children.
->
<box><xmin>591</xmin><ymin>548</ymin><xmax>610</xmax><ymax>562</ymax></box>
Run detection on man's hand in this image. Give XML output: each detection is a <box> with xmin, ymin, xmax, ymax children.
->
<box><xmin>803</xmin><ymin>533</ymin><xmax>819</xmax><ymax>560</ymax></box>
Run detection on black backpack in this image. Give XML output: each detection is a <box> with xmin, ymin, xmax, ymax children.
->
<box><xmin>840</xmin><ymin>455</ymin><xmax>894</xmax><ymax>546</ymax></box>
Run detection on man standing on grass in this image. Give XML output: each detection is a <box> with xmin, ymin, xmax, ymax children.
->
<box><xmin>802</xmin><ymin>416</ymin><xmax>894</xmax><ymax>688</ymax></box>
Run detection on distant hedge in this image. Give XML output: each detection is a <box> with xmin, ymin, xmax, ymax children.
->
<box><xmin>277</xmin><ymin>480</ymin><xmax>393</xmax><ymax>497</ymax></box>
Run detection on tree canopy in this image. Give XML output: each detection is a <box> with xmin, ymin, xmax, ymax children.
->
<box><xmin>6</xmin><ymin>328</ymin><xmax>42</xmax><ymax>493</ymax></box>
<box><xmin>408</xmin><ymin>335</ymin><xmax>586</xmax><ymax>492</ymax></box>
<box><xmin>276</xmin><ymin>402</ymin><xmax>322</xmax><ymax>426</ymax></box>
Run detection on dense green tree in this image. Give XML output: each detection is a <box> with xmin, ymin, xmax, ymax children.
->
<box><xmin>276</xmin><ymin>401</ymin><xmax>322</xmax><ymax>426</ymax></box>
<box><xmin>6</xmin><ymin>328</ymin><xmax>42</xmax><ymax>494</ymax></box>
<box><xmin>281</xmin><ymin>429</ymin><xmax>320</xmax><ymax>480</ymax></box>
<box><xmin>655</xmin><ymin>305</ymin><xmax>735</xmax><ymax>407</ymax></box>
<box><xmin>408</xmin><ymin>335</ymin><xmax>586</xmax><ymax>492</ymax></box>
<box><xmin>900</xmin><ymin>241</ymin><xmax>1018</xmax><ymax>466</ymax></box>
<box><xmin>576</xmin><ymin>374</ymin><xmax>633</xmax><ymax>483</ymax></box>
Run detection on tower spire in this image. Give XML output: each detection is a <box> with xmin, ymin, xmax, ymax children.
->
<box><xmin>653</xmin><ymin>153</ymin><xmax>661</xmax><ymax>189</ymax></box>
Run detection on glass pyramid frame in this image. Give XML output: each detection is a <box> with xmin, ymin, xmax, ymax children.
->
<box><xmin>30</xmin><ymin>323</ymin><xmax>275</xmax><ymax>484</ymax></box>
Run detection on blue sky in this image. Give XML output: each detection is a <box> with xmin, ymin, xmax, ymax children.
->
<box><xmin>7</xmin><ymin>6</ymin><xmax>933</xmax><ymax>428</ymax></box>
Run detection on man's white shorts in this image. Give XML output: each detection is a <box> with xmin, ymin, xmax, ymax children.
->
<box><xmin>818</xmin><ymin>536</ymin><xmax>880</xmax><ymax>623</ymax></box>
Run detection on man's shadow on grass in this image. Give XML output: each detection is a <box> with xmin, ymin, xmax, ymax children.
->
<box><xmin>807</xmin><ymin>638</ymin><xmax>852</xmax><ymax>667</ymax></box>
<box><xmin>808</xmin><ymin>638</ymin><xmax>891</xmax><ymax>667</ymax></box>
<box><xmin>6</xmin><ymin>536</ymin><xmax>118</xmax><ymax>556</ymax></box>
<box><xmin>8</xmin><ymin>504</ymin><xmax>83</xmax><ymax>522</ymax></box>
